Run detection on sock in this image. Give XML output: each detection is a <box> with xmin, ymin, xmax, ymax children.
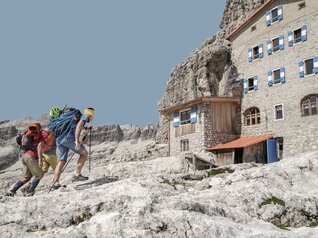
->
<box><xmin>75</xmin><ymin>171</ymin><xmax>80</xmax><ymax>176</ymax></box>
<box><xmin>11</xmin><ymin>180</ymin><xmax>25</xmax><ymax>193</ymax></box>
<box><xmin>28</xmin><ymin>178</ymin><xmax>40</xmax><ymax>193</ymax></box>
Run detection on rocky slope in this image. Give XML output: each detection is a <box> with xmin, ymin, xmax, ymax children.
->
<box><xmin>1</xmin><ymin>148</ymin><xmax>318</xmax><ymax>237</ymax></box>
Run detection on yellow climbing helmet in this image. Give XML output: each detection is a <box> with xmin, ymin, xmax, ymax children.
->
<box><xmin>84</xmin><ymin>108</ymin><xmax>95</xmax><ymax>117</ymax></box>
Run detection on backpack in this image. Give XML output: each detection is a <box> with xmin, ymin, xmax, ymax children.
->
<box><xmin>41</xmin><ymin>130</ymin><xmax>56</xmax><ymax>152</ymax></box>
<box><xmin>16</xmin><ymin>123</ymin><xmax>42</xmax><ymax>150</ymax></box>
<box><xmin>49</xmin><ymin>107</ymin><xmax>82</xmax><ymax>138</ymax></box>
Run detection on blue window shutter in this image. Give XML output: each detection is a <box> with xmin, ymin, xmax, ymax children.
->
<box><xmin>248</xmin><ymin>48</ymin><xmax>252</xmax><ymax>62</ymax></box>
<box><xmin>301</xmin><ymin>25</ymin><xmax>307</xmax><ymax>41</ymax></box>
<box><xmin>299</xmin><ymin>61</ymin><xmax>304</xmax><ymax>78</ymax></box>
<box><xmin>280</xmin><ymin>67</ymin><xmax>285</xmax><ymax>83</ymax></box>
<box><xmin>267</xmin><ymin>40</ymin><xmax>272</xmax><ymax>55</ymax></box>
<box><xmin>314</xmin><ymin>56</ymin><xmax>318</xmax><ymax>74</ymax></box>
<box><xmin>259</xmin><ymin>43</ymin><xmax>263</xmax><ymax>58</ymax></box>
<box><xmin>267</xmin><ymin>71</ymin><xmax>273</xmax><ymax>86</ymax></box>
<box><xmin>190</xmin><ymin>107</ymin><xmax>197</xmax><ymax>123</ymax></box>
<box><xmin>243</xmin><ymin>78</ymin><xmax>248</xmax><ymax>93</ymax></box>
<box><xmin>266</xmin><ymin>11</ymin><xmax>271</xmax><ymax>26</ymax></box>
<box><xmin>253</xmin><ymin>76</ymin><xmax>259</xmax><ymax>91</ymax></box>
<box><xmin>278</xmin><ymin>5</ymin><xmax>283</xmax><ymax>21</ymax></box>
<box><xmin>279</xmin><ymin>35</ymin><xmax>284</xmax><ymax>50</ymax></box>
<box><xmin>173</xmin><ymin>112</ymin><xmax>180</xmax><ymax>127</ymax></box>
<box><xmin>288</xmin><ymin>31</ymin><xmax>293</xmax><ymax>47</ymax></box>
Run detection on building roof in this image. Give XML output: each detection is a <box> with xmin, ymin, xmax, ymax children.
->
<box><xmin>226</xmin><ymin>0</ymin><xmax>274</xmax><ymax>41</ymax></box>
<box><xmin>208</xmin><ymin>134</ymin><xmax>273</xmax><ymax>150</ymax></box>
<box><xmin>159</xmin><ymin>96</ymin><xmax>240</xmax><ymax>114</ymax></box>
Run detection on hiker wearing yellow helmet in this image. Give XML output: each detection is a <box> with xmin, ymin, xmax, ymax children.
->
<box><xmin>52</xmin><ymin>107</ymin><xmax>95</xmax><ymax>189</ymax></box>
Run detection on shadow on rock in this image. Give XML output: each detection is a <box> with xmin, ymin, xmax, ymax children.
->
<box><xmin>74</xmin><ymin>176</ymin><xmax>119</xmax><ymax>190</ymax></box>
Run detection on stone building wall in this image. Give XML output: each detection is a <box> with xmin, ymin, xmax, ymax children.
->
<box><xmin>170</xmin><ymin>105</ymin><xmax>206</xmax><ymax>156</ymax></box>
<box><xmin>230</xmin><ymin>0</ymin><xmax>318</xmax><ymax>158</ymax></box>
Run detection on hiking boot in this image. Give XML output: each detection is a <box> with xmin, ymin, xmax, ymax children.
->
<box><xmin>25</xmin><ymin>191</ymin><xmax>35</xmax><ymax>197</ymax></box>
<box><xmin>52</xmin><ymin>183</ymin><xmax>61</xmax><ymax>190</ymax></box>
<box><xmin>72</xmin><ymin>174</ymin><xmax>89</xmax><ymax>181</ymax></box>
<box><xmin>5</xmin><ymin>190</ymin><xmax>15</xmax><ymax>197</ymax></box>
<box><xmin>20</xmin><ymin>184</ymin><xmax>31</xmax><ymax>195</ymax></box>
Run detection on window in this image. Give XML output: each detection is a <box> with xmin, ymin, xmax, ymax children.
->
<box><xmin>244</xmin><ymin>76</ymin><xmax>258</xmax><ymax>93</ymax></box>
<box><xmin>305</xmin><ymin>58</ymin><xmax>314</xmax><ymax>76</ymax></box>
<box><xmin>273</xmin><ymin>69</ymin><xmax>281</xmax><ymax>84</ymax></box>
<box><xmin>244</xmin><ymin>107</ymin><xmax>260</xmax><ymax>126</ymax></box>
<box><xmin>253</xmin><ymin>45</ymin><xmax>259</xmax><ymax>59</ymax></box>
<box><xmin>266</xmin><ymin>6</ymin><xmax>283</xmax><ymax>26</ymax></box>
<box><xmin>248</xmin><ymin>77</ymin><xmax>254</xmax><ymax>91</ymax></box>
<box><xmin>271</xmin><ymin>8</ymin><xmax>279</xmax><ymax>23</ymax></box>
<box><xmin>180</xmin><ymin>139</ymin><xmax>189</xmax><ymax>152</ymax></box>
<box><xmin>180</xmin><ymin>109</ymin><xmax>191</xmax><ymax>125</ymax></box>
<box><xmin>294</xmin><ymin>28</ymin><xmax>302</xmax><ymax>44</ymax></box>
<box><xmin>299</xmin><ymin>56</ymin><xmax>318</xmax><ymax>78</ymax></box>
<box><xmin>248</xmin><ymin>43</ymin><xmax>263</xmax><ymax>62</ymax></box>
<box><xmin>275</xmin><ymin>104</ymin><xmax>284</xmax><ymax>120</ymax></box>
<box><xmin>288</xmin><ymin>26</ymin><xmax>307</xmax><ymax>46</ymax></box>
<box><xmin>272</xmin><ymin>37</ymin><xmax>279</xmax><ymax>52</ymax></box>
<box><xmin>268</xmin><ymin>67</ymin><xmax>285</xmax><ymax>86</ymax></box>
<box><xmin>301</xmin><ymin>95</ymin><xmax>318</xmax><ymax>117</ymax></box>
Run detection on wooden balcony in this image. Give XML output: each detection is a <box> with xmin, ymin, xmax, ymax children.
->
<box><xmin>175</xmin><ymin>123</ymin><xmax>195</xmax><ymax>137</ymax></box>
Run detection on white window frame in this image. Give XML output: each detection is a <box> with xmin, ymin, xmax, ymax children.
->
<box><xmin>304</xmin><ymin>57</ymin><xmax>314</xmax><ymax>77</ymax></box>
<box><xmin>292</xmin><ymin>27</ymin><xmax>302</xmax><ymax>45</ymax></box>
<box><xmin>252</xmin><ymin>44</ymin><xmax>260</xmax><ymax>61</ymax></box>
<box><xmin>271</xmin><ymin>36</ymin><xmax>280</xmax><ymax>53</ymax></box>
<box><xmin>270</xmin><ymin>7</ymin><xmax>279</xmax><ymax>24</ymax></box>
<box><xmin>247</xmin><ymin>76</ymin><xmax>255</xmax><ymax>92</ymax></box>
<box><xmin>179</xmin><ymin>108</ymin><xmax>192</xmax><ymax>125</ymax></box>
<box><xmin>274</xmin><ymin>103</ymin><xmax>284</xmax><ymax>121</ymax></box>
<box><xmin>272</xmin><ymin>68</ymin><xmax>281</xmax><ymax>85</ymax></box>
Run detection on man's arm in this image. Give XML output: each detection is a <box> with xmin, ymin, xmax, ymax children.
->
<box><xmin>37</xmin><ymin>142</ymin><xmax>44</xmax><ymax>168</ymax></box>
<box><xmin>75</xmin><ymin>120</ymin><xmax>85</xmax><ymax>149</ymax></box>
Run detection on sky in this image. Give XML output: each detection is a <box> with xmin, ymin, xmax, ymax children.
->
<box><xmin>0</xmin><ymin>0</ymin><xmax>226</xmax><ymax>126</ymax></box>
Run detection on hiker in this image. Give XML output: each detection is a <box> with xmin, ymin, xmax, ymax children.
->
<box><xmin>20</xmin><ymin>127</ymin><xmax>58</xmax><ymax>194</ymax></box>
<box><xmin>52</xmin><ymin>107</ymin><xmax>95</xmax><ymax>189</ymax></box>
<box><xmin>6</xmin><ymin>123</ymin><xmax>44</xmax><ymax>197</ymax></box>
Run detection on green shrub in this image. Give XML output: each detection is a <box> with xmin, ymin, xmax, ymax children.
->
<box><xmin>260</xmin><ymin>196</ymin><xmax>285</xmax><ymax>207</ymax></box>
<box><xmin>207</xmin><ymin>168</ymin><xmax>234</xmax><ymax>177</ymax></box>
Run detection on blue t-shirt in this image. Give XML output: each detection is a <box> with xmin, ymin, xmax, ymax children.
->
<box><xmin>57</xmin><ymin>115</ymin><xmax>89</xmax><ymax>144</ymax></box>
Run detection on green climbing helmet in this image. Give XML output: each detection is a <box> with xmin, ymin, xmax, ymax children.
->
<box><xmin>49</xmin><ymin>107</ymin><xmax>61</xmax><ymax>119</ymax></box>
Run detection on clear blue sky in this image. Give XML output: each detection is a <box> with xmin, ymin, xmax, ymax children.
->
<box><xmin>0</xmin><ymin>0</ymin><xmax>226</xmax><ymax>126</ymax></box>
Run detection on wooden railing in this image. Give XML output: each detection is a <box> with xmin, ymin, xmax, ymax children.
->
<box><xmin>175</xmin><ymin>123</ymin><xmax>195</xmax><ymax>137</ymax></box>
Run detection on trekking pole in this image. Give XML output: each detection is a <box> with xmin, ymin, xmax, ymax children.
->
<box><xmin>88</xmin><ymin>126</ymin><xmax>92</xmax><ymax>176</ymax></box>
<box><xmin>48</xmin><ymin>152</ymin><xmax>76</xmax><ymax>193</ymax></box>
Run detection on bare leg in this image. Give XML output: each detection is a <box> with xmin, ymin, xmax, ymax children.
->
<box><xmin>76</xmin><ymin>149</ymin><xmax>88</xmax><ymax>174</ymax></box>
<box><xmin>54</xmin><ymin>160</ymin><xmax>66</xmax><ymax>183</ymax></box>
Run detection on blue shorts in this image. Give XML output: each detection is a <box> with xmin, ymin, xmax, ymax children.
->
<box><xmin>57</xmin><ymin>138</ymin><xmax>86</xmax><ymax>161</ymax></box>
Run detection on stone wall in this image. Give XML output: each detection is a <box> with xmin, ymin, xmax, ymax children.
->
<box><xmin>170</xmin><ymin>105</ymin><xmax>205</xmax><ymax>156</ymax></box>
<box><xmin>230</xmin><ymin>0</ymin><xmax>318</xmax><ymax>158</ymax></box>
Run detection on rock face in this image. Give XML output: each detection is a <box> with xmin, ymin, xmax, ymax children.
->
<box><xmin>157</xmin><ymin>0</ymin><xmax>267</xmax><ymax>143</ymax></box>
<box><xmin>1</xmin><ymin>149</ymin><xmax>318</xmax><ymax>237</ymax></box>
<box><xmin>220</xmin><ymin>0</ymin><xmax>266</xmax><ymax>34</ymax></box>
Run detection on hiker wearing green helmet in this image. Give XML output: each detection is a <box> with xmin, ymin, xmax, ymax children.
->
<box><xmin>49</xmin><ymin>107</ymin><xmax>61</xmax><ymax>119</ymax></box>
<box><xmin>51</xmin><ymin>107</ymin><xmax>95</xmax><ymax>189</ymax></box>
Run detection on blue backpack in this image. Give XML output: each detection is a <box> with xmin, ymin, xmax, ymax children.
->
<box><xmin>49</xmin><ymin>108</ymin><xmax>82</xmax><ymax>138</ymax></box>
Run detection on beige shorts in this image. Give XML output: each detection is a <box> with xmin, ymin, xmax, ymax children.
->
<box><xmin>42</xmin><ymin>154</ymin><xmax>58</xmax><ymax>172</ymax></box>
<box><xmin>21</xmin><ymin>154</ymin><xmax>44</xmax><ymax>178</ymax></box>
